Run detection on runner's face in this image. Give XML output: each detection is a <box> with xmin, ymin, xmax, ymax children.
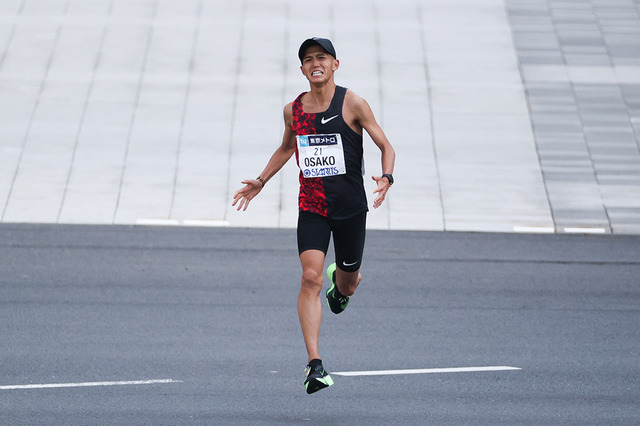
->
<box><xmin>300</xmin><ymin>45</ymin><xmax>338</xmax><ymax>83</ymax></box>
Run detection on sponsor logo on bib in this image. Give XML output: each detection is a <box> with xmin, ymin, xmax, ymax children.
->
<box><xmin>296</xmin><ymin>133</ymin><xmax>346</xmax><ymax>178</ymax></box>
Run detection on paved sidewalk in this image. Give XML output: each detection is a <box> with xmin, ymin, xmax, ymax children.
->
<box><xmin>0</xmin><ymin>0</ymin><xmax>638</xmax><ymax>233</ymax></box>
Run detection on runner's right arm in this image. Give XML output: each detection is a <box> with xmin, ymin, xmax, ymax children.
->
<box><xmin>232</xmin><ymin>103</ymin><xmax>296</xmax><ymax>211</ymax></box>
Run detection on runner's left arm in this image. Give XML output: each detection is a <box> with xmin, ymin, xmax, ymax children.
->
<box><xmin>349</xmin><ymin>94</ymin><xmax>396</xmax><ymax>209</ymax></box>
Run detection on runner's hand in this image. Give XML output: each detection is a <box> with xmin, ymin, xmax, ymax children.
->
<box><xmin>232</xmin><ymin>179</ymin><xmax>263</xmax><ymax>211</ymax></box>
<box><xmin>372</xmin><ymin>175</ymin><xmax>390</xmax><ymax>209</ymax></box>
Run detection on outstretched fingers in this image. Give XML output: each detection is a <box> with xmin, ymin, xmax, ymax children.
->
<box><xmin>232</xmin><ymin>180</ymin><xmax>261</xmax><ymax>211</ymax></box>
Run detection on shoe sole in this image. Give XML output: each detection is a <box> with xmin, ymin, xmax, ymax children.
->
<box><xmin>325</xmin><ymin>262</ymin><xmax>348</xmax><ymax>314</ymax></box>
<box><xmin>326</xmin><ymin>262</ymin><xmax>337</xmax><ymax>285</ymax></box>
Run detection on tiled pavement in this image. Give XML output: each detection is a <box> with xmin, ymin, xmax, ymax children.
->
<box><xmin>0</xmin><ymin>0</ymin><xmax>638</xmax><ymax>234</ymax></box>
<box><xmin>507</xmin><ymin>0</ymin><xmax>640</xmax><ymax>234</ymax></box>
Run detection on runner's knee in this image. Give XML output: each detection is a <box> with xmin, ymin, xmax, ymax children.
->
<box><xmin>301</xmin><ymin>268</ymin><xmax>323</xmax><ymax>291</ymax></box>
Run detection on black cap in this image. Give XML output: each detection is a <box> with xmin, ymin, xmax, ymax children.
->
<box><xmin>298</xmin><ymin>37</ymin><xmax>337</xmax><ymax>63</ymax></box>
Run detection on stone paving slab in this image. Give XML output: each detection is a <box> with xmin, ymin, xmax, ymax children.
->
<box><xmin>0</xmin><ymin>0</ymin><xmax>638</xmax><ymax>234</ymax></box>
<box><xmin>507</xmin><ymin>0</ymin><xmax>640</xmax><ymax>234</ymax></box>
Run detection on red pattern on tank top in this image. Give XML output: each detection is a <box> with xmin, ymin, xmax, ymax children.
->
<box><xmin>292</xmin><ymin>93</ymin><xmax>328</xmax><ymax>216</ymax></box>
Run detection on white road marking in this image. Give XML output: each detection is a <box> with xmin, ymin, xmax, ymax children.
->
<box><xmin>563</xmin><ymin>227</ymin><xmax>606</xmax><ymax>234</ymax></box>
<box><xmin>513</xmin><ymin>226</ymin><xmax>555</xmax><ymax>233</ymax></box>
<box><xmin>183</xmin><ymin>219</ymin><xmax>230</xmax><ymax>227</ymax></box>
<box><xmin>135</xmin><ymin>219</ymin><xmax>230</xmax><ymax>227</ymax></box>
<box><xmin>136</xmin><ymin>219</ymin><xmax>180</xmax><ymax>226</ymax></box>
<box><xmin>0</xmin><ymin>379</ymin><xmax>182</xmax><ymax>390</ymax></box>
<box><xmin>332</xmin><ymin>366</ymin><xmax>521</xmax><ymax>377</ymax></box>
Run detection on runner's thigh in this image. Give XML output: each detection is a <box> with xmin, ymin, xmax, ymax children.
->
<box><xmin>331</xmin><ymin>211</ymin><xmax>366</xmax><ymax>272</ymax></box>
<box><xmin>297</xmin><ymin>211</ymin><xmax>332</xmax><ymax>255</ymax></box>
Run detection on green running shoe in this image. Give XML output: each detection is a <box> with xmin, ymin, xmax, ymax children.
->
<box><xmin>326</xmin><ymin>262</ymin><xmax>349</xmax><ymax>314</ymax></box>
<box><xmin>304</xmin><ymin>362</ymin><xmax>334</xmax><ymax>394</ymax></box>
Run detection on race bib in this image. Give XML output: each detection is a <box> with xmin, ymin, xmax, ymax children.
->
<box><xmin>296</xmin><ymin>133</ymin><xmax>346</xmax><ymax>178</ymax></box>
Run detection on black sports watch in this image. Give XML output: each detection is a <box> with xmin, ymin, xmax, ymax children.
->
<box><xmin>382</xmin><ymin>173</ymin><xmax>394</xmax><ymax>186</ymax></box>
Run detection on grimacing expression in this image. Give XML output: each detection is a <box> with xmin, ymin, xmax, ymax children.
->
<box><xmin>300</xmin><ymin>45</ymin><xmax>339</xmax><ymax>82</ymax></box>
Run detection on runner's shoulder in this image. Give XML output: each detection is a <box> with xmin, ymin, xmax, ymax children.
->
<box><xmin>284</xmin><ymin>102</ymin><xmax>294</xmax><ymax>125</ymax></box>
<box><xmin>344</xmin><ymin>89</ymin><xmax>370</xmax><ymax>113</ymax></box>
<box><xmin>344</xmin><ymin>89</ymin><xmax>373</xmax><ymax>123</ymax></box>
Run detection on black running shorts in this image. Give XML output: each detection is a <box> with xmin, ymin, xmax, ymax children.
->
<box><xmin>297</xmin><ymin>211</ymin><xmax>367</xmax><ymax>272</ymax></box>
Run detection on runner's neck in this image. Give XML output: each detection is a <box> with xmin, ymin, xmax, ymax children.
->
<box><xmin>303</xmin><ymin>83</ymin><xmax>336</xmax><ymax>114</ymax></box>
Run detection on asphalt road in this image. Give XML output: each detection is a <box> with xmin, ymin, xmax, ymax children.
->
<box><xmin>1</xmin><ymin>224</ymin><xmax>639</xmax><ymax>425</ymax></box>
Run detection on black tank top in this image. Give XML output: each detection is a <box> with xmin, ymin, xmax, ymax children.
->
<box><xmin>292</xmin><ymin>86</ymin><xmax>368</xmax><ymax>219</ymax></box>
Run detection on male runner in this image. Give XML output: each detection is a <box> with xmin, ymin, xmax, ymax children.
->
<box><xmin>232</xmin><ymin>37</ymin><xmax>395</xmax><ymax>394</ymax></box>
